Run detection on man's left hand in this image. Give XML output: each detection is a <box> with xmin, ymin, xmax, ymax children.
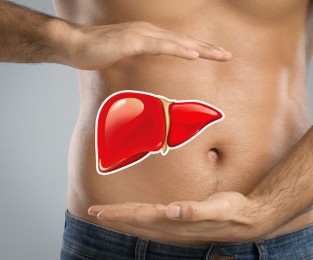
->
<box><xmin>88</xmin><ymin>192</ymin><xmax>270</xmax><ymax>242</ymax></box>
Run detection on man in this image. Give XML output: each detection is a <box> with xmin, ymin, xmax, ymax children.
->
<box><xmin>1</xmin><ymin>0</ymin><xmax>313</xmax><ymax>259</ymax></box>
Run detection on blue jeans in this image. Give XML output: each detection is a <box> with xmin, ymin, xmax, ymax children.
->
<box><xmin>60</xmin><ymin>210</ymin><xmax>313</xmax><ymax>260</ymax></box>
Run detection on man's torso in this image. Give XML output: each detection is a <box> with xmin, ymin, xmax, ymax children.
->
<box><xmin>53</xmin><ymin>0</ymin><xmax>313</xmax><ymax>245</ymax></box>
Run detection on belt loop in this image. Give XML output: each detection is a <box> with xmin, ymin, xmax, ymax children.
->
<box><xmin>135</xmin><ymin>237</ymin><xmax>148</xmax><ymax>260</ymax></box>
<box><xmin>204</xmin><ymin>244</ymin><xmax>213</xmax><ymax>260</ymax></box>
<box><xmin>255</xmin><ymin>240</ymin><xmax>267</xmax><ymax>260</ymax></box>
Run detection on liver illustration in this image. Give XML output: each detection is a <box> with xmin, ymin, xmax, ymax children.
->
<box><xmin>96</xmin><ymin>91</ymin><xmax>224</xmax><ymax>175</ymax></box>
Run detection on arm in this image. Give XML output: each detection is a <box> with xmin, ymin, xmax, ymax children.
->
<box><xmin>88</xmin><ymin>126</ymin><xmax>313</xmax><ymax>242</ymax></box>
<box><xmin>248</xmin><ymin>125</ymin><xmax>313</xmax><ymax>234</ymax></box>
<box><xmin>167</xmin><ymin>125</ymin><xmax>313</xmax><ymax>239</ymax></box>
<box><xmin>0</xmin><ymin>1</ymin><xmax>231</xmax><ymax>69</ymax></box>
<box><xmin>0</xmin><ymin>0</ymin><xmax>68</xmax><ymax>64</ymax></box>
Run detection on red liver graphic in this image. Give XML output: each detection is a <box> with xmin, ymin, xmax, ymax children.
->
<box><xmin>96</xmin><ymin>91</ymin><xmax>224</xmax><ymax>175</ymax></box>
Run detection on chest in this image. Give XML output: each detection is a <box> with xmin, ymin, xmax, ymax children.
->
<box><xmin>53</xmin><ymin>0</ymin><xmax>311</xmax><ymax>24</ymax></box>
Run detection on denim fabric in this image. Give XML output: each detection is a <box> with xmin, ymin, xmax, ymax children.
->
<box><xmin>60</xmin><ymin>210</ymin><xmax>313</xmax><ymax>260</ymax></box>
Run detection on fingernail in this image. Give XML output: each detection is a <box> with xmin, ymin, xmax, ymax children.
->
<box><xmin>219</xmin><ymin>49</ymin><xmax>232</xmax><ymax>57</ymax></box>
<box><xmin>88</xmin><ymin>208</ymin><xmax>97</xmax><ymax>216</ymax></box>
<box><xmin>187</xmin><ymin>49</ymin><xmax>199</xmax><ymax>57</ymax></box>
<box><xmin>167</xmin><ymin>205</ymin><xmax>181</xmax><ymax>218</ymax></box>
<box><xmin>223</xmin><ymin>51</ymin><xmax>232</xmax><ymax>58</ymax></box>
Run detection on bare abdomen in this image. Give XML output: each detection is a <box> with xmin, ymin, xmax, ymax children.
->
<box><xmin>60</xmin><ymin>0</ymin><xmax>313</xmax><ymax>245</ymax></box>
<box><xmin>67</xmin><ymin>81</ymin><xmax>311</xmax><ymax>245</ymax></box>
<box><xmin>69</xmin><ymin>58</ymin><xmax>311</xmax><ymax>208</ymax></box>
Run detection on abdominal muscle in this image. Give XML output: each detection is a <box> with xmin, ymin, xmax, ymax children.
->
<box><xmin>59</xmin><ymin>1</ymin><xmax>313</xmax><ymax>245</ymax></box>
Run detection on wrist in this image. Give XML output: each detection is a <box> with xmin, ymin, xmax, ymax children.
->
<box><xmin>43</xmin><ymin>18</ymin><xmax>82</xmax><ymax>67</ymax></box>
<box><xmin>245</xmin><ymin>192</ymin><xmax>278</xmax><ymax>238</ymax></box>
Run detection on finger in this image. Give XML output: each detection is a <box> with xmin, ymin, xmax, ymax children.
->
<box><xmin>137</xmin><ymin>36</ymin><xmax>231</xmax><ymax>61</ymax></box>
<box><xmin>88</xmin><ymin>205</ymin><xmax>102</xmax><ymax>216</ymax></box>
<box><xmin>166</xmin><ymin>192</ymin><xmax>249</xmax><ymax>222</ymax></box>
<box><xmin>122</xmin><ymin>202</ymin><xmax>166</xmax><ymax>209</ymax></box>
<box><xmin>122</xmin><ymin>202</ymin><xmax>151</xmax><ymax>207</ymax></box>
<box><xmin>166</xmin><ymin>199</ymin><xmax>232</xmax><ymax>222</ymax></box>
<box><xmin>131</xmin><ymin>23</ymin><xmax>230</xmax><ymax>54</ymax></box>
<box><xmin>145</xmin><ymin>29</ymin><xmax>232</xmax><ymax>61</ymax></box>
<box><xmin>130</xmin><ymin>36</ymin><xmax>201</xmax><ymax>60</ymax></box>
<box><xmin>95</xmin><ymin>204</ymin><xmax>166</xmax><ymax>228</ymax></box>
<box><xmin>131</xmin><ymin>26</ymin><xmax>232</xmax><ymax>61</ymax></box>
<box><xmin>88</xmin><ymin>204</ymin><xmax>138</xmax><ymax>216</ymax></box>
<box><xmin>88</xmin><ymin>203</ymin><xmax>165</xmax><ymax>216</ymax></box>
<box><xmin>195</xmin><ymin>44</ymin><xmax>232</xmax><ymax>61</ymax></box>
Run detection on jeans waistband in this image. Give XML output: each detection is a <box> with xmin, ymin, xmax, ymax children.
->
<box><xmin>62</xmin><ymin>210</ymin><xmax>313</xmax><ymax>259</ymax></box>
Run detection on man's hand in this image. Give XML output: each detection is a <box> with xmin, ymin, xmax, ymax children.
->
<box><xmin>65</xmin><ymin>21</ymin><xmax>232</xmax><ymax>70</ymax></box>
<box><xmin>88</xmin><ymin>192</ymin><xmax>269</xmax><ymax>243</ymax></box>
<box><xmin>88</xmin><ymin>126</ymin><xmax>313</xmax><ymax>243</ymax></box>
<box><xmin>0</xmin><ymin>1</ymin><xmax>232</xmax><ymax>68</ymax></box>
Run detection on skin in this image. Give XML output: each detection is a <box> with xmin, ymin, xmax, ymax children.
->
<box><xmin>0</xmin><ymin>0</ymin><xmax>312</xmax><ymax>246</ymax></box>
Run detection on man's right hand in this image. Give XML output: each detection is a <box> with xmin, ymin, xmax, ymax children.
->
<box><xmin>0</xmin><ymin>2</ymin><xmax>231</xmax><ymax>68</ymax></box>
<box><xmin>63</xmin><ymin>21</ymin><xmax>232</xmax><ymax>70</ymax></box>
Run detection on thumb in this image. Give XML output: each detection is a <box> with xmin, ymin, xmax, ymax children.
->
<box><xmin>166</xmin><ymin>200</ymin><xmax>212</xmax><ymax>221</ymax></box>
<box><xmin>166</xmin><ymin>192</ymin><xmax>245</xmax><ymax>222</ymax></box>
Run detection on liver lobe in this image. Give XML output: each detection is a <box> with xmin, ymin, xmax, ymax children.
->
<box><xmin>96</xmin><ymin>91</ymin><xmax>223</xmax><ymax>175</ymax></box>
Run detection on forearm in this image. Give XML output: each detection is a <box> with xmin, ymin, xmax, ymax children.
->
<box><xmin>250</xmin><ymin>125</ymin><xmax>313</xmax><ymax>232</ymax></box>
<box><xmin>0</xmin><ymin>1</ymin><xmax>231</xmax><ymax>69</ymax></box>
<box><xmin>0</xmin><ymin>1</ymin><xmax>73</xmax><ymax>64</ymax></box>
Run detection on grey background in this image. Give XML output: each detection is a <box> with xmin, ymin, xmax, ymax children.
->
<box><xmin>0</xmin><ymin>1</ymin><xmax>313</xmax><ymax>260</ymax></box>
<box><xmin>0</xmin><ymin>2</ymin><xmax>78</xmax><ymax>260</ymax></box>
